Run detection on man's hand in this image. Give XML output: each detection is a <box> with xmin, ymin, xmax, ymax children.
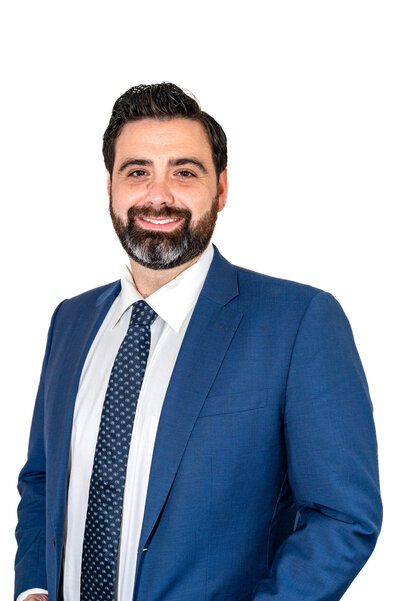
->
<box><xmin>25</xmin><ymin>596</ymin><xmax>48</xmax><ymax>601</ymax></box>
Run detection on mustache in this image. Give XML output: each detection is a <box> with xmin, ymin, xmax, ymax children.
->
<box><xmin>127</xmin><ymin>205</ymin><xmax>192</xmax><ymax>221</ymax></box>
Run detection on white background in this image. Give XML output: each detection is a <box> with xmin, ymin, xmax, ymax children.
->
<box><xmin>1</xmin><ymin>1</ymin><xmax>398</xmax><ymax>598</ymax></box>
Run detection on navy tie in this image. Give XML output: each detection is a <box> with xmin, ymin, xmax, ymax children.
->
<box><xmin>80</xmin><ymin>300</ymin><xmax>157</xmax><ymax>601</ymax></box>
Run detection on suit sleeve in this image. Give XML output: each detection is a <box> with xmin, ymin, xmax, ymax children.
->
<box><xmin>14</xmin><ymin>300</ymin><xmax>66</xmax><ymax>601</ymax></box>
<box><xmin>252</xmin><ymin>291</ymin><xmax>383</xmax><ymax>601</ymax></box>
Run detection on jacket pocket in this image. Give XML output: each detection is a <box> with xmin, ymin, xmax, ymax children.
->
<box><xmin>198</xmin><ymin>388</ymin><xmax>268</xmax><ymax>418</ymax></box>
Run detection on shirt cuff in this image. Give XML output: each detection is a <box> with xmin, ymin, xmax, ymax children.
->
<box><xmin>16</xmin><ymin>588</ymin><xmax>48</xmax><ymax>601</ymax></box>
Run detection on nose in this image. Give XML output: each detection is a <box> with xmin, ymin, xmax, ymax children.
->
<box><xmin>145</xmin><ymin>176</ymin><xmax>174</xmax><ymax>206</ymax></box>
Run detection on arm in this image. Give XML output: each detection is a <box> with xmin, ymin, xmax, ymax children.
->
<box><xmin>14</xmin><ymin>301</ymin><xmax>66</xmax><ymax>601</ymax></box>
<box><xmin>252</xmin><ymin>291</ymin><xmax>382</xmax><ymax>601</ymax></box>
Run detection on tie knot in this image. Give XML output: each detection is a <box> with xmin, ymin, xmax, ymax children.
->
<box><xmin>130</xmin><ymin>300</ymin><xmax>157</xmax><ymax>326</ymax></box>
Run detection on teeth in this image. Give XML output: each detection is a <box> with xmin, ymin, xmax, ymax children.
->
<box><xmin>141</xmin><ymin>217</ymin><xmax>180</xmax><ymax>224</ymax></box>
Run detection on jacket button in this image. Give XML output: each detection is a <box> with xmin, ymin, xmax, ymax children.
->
<box><xmin>53</xmin><ymin>537</ymin><xmax>56</xmax><ymax>546</ymax></box>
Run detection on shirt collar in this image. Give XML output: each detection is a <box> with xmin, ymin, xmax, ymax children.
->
<box><xmin>111</xmin><ymin>242</ymin><xmax>214</xmax><ymax>333</ymax></box>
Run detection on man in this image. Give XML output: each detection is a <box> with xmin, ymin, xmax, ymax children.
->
<box><xmin>14</xmin><ymin>82</ymin><xmax>382</xmax><ymax>601</ymax></box>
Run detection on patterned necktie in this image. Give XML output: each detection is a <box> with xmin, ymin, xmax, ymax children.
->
<box><xmin>80</xmin><ymin>300</ymin><xmax>157</xmax><ymax>601</ymax></box>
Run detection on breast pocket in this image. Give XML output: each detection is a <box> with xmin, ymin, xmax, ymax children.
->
<box><xmin>198</xmin><ymin>388</ymin><xmax>268</xmax><ymax>418</ymax></box>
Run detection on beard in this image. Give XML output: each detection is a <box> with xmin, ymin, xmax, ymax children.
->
<box><xmin>109</xmin><ymin>192</ymin><xmax>220</xmax><ymax>270</ymax></box>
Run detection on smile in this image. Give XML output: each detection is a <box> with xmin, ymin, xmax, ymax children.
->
<box><xmin>137</xmin><ymin>216</ymin><xmax>184</xmax><ymax>231</ymax></box>
<box><xmin>141</xmin><ymin>217</ymin><xmax>181</xmax><ymax>224</ymax></box>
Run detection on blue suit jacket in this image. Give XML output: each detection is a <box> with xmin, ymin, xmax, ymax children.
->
<box><xmin>15</xmin><ymin>244</ymin><xmax>382</xmax><ymax>601</ymax></box>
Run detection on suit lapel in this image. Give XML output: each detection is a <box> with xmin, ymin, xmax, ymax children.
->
<box><xmin>48</xmin><ymin>280</ymin><xmax>122</xmax><ymax>528</ymax></box>
<box><xmin>137</xmin><ymin>245</ymin><xmax>242</xmax><ymax>555</ymax></box>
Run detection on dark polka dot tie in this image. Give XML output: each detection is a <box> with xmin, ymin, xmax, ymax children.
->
<box><xmin>80</xmin><ymin>300</ymin><xmax>157</xmax><ymax>601</ymax></box>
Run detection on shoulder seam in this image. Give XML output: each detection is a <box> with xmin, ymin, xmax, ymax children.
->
<box><xmin>282</xmin><ymin>290</ymin><xmax>328</xmax><ymax>416</ymax></box>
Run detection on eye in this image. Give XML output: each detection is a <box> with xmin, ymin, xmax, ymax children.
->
<box><xmin>176</xmin><ymin>170</ymin><xmax>195</xmax><ymax>177</ymax></box>
<box><xmin>128</xmin><ymin>169</ymin><xmax>147</xmax><ymax>177</ymax></box>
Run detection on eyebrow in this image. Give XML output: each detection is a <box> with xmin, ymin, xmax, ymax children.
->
<box><xmin>117</xmin><ymin>157</ymin><xmax>209</xmax><ymax>175</ymax></box>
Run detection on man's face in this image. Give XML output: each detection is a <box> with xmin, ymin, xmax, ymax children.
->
<box><xmin>108</xmin><ymin>118</ymin><xmax>228</xmax><ymax>270</ymax></box>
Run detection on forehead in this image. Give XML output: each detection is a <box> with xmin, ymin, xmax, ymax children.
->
<box><xmin>114</xmin><ymin>118</ymin><xmax>213</xmax><ymax>161</ymax></box>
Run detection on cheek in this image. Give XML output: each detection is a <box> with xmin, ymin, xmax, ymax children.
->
<box><xmin>176</xmin><ymin>187</ymin><xmax>213</xmax><ymax>212</ymax></box>
<box><xmin>111</xmin><ymin>183</ymin><xmax>142</xmax><ymax>211</ymax></box>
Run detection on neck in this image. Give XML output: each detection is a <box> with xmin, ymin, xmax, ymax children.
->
<box><xmin>128</xmin><ymin>251</ymin><xmax>205</xmax><ymax>298</ymax></box>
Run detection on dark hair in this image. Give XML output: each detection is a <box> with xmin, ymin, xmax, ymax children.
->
<box><xmin>102</xmin><ymin>82</ymin><xmax>227</xmax><ymax>180</ymax></box>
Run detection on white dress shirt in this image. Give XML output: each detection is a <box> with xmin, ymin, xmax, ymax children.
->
<box><xmin>19</xmin><ymin>242</ymin><xmax>214</xmax><ymax>601</ymax></box>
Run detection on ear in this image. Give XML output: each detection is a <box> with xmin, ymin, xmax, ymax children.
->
<box><xmin>217</xmin><ymin>168</ymin><xmax>228</xmax><ymax>211</ymax></box>
<box><xmin>107</xmin><ymin>171</ymin><xmax>111</xmax><ymax>197</ymax></box>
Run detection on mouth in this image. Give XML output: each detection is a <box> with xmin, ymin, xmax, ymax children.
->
<box><xmin>136</xmin><ymin>216</ymin><xmax>184</xmax><ymax>231</ymax></box>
